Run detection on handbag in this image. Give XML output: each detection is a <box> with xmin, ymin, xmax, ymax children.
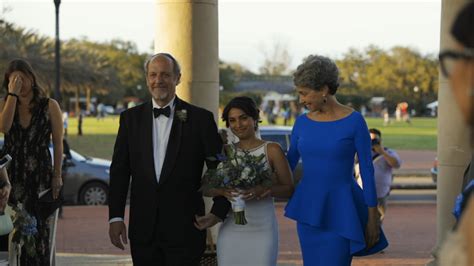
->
<box><xmin>36</xmin><ymin>188</ymin><xmax>63</xmax><ymax>220</ymax></box>
<box><xmin>0</xmin><ymin>175</ymin><xmax>13</xmax><ymax>236</ymax></box>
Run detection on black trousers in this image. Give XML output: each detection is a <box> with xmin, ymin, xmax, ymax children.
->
<box><xmin>0</xmin><ymin>234</ymin><xmax>8</xmax><ymax>251</ymax></box>
<box><xmin>130</xmin><ymin>223</ymin><xmax>203</xmax><ymax>266</ymax></box>
<box><xmin>130</xmin><ymin>242</ymin><xmax>201</xmax><ymax>266</ymax></box>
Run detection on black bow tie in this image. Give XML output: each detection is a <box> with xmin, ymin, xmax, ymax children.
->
<box><xmin>153</xmin><ymin>106</ymin><xmax>171</xmax><ymax>118</ymax></box>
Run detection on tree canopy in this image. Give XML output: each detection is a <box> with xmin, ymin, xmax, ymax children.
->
<box><xmin>1</xmin><ymin>17</ymin><xmax>438</xmax><ymax>115</ymax></box>
<box><xmin>0</xmin><ymin>19</ymin><xmax>148</xmax><ymax>110</ymax></box>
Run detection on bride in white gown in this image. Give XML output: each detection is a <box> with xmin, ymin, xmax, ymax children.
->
<box><xmin>198</xmin><ymin>96</ymin><xmax>294</xmax><ymax>266</ymax></box>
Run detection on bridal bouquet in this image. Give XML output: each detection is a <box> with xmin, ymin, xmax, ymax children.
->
<box><xmin>202</xmin><ymin>144</ymin><xmax>273</xmax><ymax>225</ymax></box>
<box><xmin>11</xmin><ymin>204</ymin><xmax>38</xmax><ymax>257</ymax></box>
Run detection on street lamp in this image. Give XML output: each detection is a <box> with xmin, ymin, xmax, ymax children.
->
<box><xmin>413</xmin><ymin>86</ymin><xmax>420</xmax><ymax>116</ymax></box>
<box><xmin>54</xmin><ymin>0</ymin><xmax>62</xmax><ymax>103</ymax></box>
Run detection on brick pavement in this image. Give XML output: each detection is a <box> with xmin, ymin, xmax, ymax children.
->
<box><xmin>57</xmin><ymin>202</ymin><xmax>436</xmax><ymax>265</ymax></box>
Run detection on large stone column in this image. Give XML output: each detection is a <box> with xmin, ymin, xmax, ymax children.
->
<box><xmin>436</xmin><ymin>0</ymin><xmax>471</xmax><ymax>252</ymax></box>
<box><xmin>154</xmin><ymin>0</ymin><xmax>220</xmax><ymax>243</ymax></box>
<box><xmin>154</xmin><ymin>0</ymin><xmax>219</xmax><ymax>117</ymax></box>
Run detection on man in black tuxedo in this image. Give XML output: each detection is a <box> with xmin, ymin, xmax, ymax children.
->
<box><xmin>108</xmin><ymin>53</ymin><xmax>229</xmax><ymax>265</ymax></box>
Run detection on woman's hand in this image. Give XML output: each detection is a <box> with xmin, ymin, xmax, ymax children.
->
<box><xmin>365</xmin><ymin>207</ymin><xmax>381</xmax><ymax>250</ymax></box>
<box><xmin>8</xmin><ymin>74</ymin><xmax>22</xmax><ymax>95</ymax></box>
<box><xmin>210</xmin><ymin>188</ymin><xmax>237</xmax><ymax>201</ymax></box>
<box><xmin>240</xmin><ymin>185</ymin><xmax>271</xmax><ymax>201</ymax></box>
<box><xmin>51</xmin><ymin>176</ymin><xmax>63</xmax><ymax>200</ymax></box>
<box><xmin>194</xmin><ymin>213</ymin><xmax>222</xmax><ymax>230</ymax></box>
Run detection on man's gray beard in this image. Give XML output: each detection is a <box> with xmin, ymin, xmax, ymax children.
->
<box><xmin>153</xmin><ymin>92</ymin><xmax>169</xmax><ymax>101</ymax></box>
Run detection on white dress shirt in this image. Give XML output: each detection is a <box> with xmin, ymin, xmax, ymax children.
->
<box><xmin>110</xmin><ymin>97</ymin><xmax>175</xmax><ymax>223</ymax></box>
<box><xmin>152</xmin><ymin>96</ymin><xmax>175</xmax><ymax>183</ymax></box>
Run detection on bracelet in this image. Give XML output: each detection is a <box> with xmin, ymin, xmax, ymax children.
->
<box><xmin>7</xmin><ymin>92</ymin><xmax>19</xmax><ymax>99</ymax></box>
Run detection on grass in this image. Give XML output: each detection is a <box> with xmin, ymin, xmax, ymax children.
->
<box><xmin>66</xmin><ymin>117</ymin><xmax>119</xmax><ymax>160</ymax></box>
<box><xmin>62</xmin><ymin>115</ymin><xmax>437</xmax><ymax>160</ymax></box>
<box><xmin>365</xmin><ymin>117</ymin><xmax>437</xmax><ymax>151</ymax></box>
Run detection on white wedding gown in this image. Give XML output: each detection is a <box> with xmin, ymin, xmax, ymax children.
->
<box><xmin>217</xmin><ymin>143</ymin><xmax>278</xmax><ymax>266</ymax></box>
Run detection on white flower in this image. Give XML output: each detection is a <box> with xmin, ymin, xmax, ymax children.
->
<box><xmin>231</xmin><ymin>158</ymin><xmax>242</xmax><ymax>167</ymax></box>
<box><xmin>176</xmin><ymin>109</ymin><xmax>187</xmax><ymax>122</ymax></box>
<box><xmin>240</xmin><ymin>167</ymin><xmax>252</xmax><ymax>180</ymax></box>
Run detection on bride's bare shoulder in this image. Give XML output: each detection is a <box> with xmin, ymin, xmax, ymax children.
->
<box><xmin>266</xmin><ymin>142</ymin><xmax>285</xmax><ymax>155</ymax></box>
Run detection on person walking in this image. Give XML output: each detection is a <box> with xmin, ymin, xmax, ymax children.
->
<box><xmin>285</xmin><ymin>55</ymin><xmax>388</xmax><ymax>265</ymax></box>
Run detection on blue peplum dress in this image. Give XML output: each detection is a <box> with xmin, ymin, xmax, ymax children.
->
<box><xmin>285</xmin><ymin>112</ymin><xmax>388</xmax><ymax>265</ymax></box>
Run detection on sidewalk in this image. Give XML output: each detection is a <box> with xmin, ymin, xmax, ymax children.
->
<box><xmin>56</xmin><ymin>201</ymin><xmax>436</xmax><ymax>265</ymax></box>
<box><xmin>54</xmin><ymin>150</ymin><xmax>437</xmax><ymax>265</ymax></box>
<box><xmin>393</xmin><ymin>150</ymin><xmax>436</xmax><ymax>177</ymax></box>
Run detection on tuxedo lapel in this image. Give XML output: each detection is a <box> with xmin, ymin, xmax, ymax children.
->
<box><xmin>143</xmin><ymin>101</ymin><xmax>159</xmax><ymax>188</ymax></box>
<box><xmin>158</xmin><ymin>97</ymin><xmax>184</xmax><ymax>186</ymax></box>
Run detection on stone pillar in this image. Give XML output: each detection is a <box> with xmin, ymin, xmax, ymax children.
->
<box><xmin>155</xmin><ymin>0</ymin><xmax>220</xmax><ymax>244</ymax></box>
<box><xmin>436</xmin><ymin>0</ymin><xmax>471</xmax><ymax>252</ymax></box>
<box><xmin>154</xmin><ymin>0</ymin><xmax>219</xmax><ymax>117</ymax></box>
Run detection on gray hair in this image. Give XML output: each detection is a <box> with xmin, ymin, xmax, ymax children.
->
<box><xmin>144</xmin><ymin>53</ymin><xmax>181</xmax><ymax>76</ymax></box>
<box><xmin>293</xmin><ymin>55</ymin><xmax>340</xmax><ymax>95</ymax></box>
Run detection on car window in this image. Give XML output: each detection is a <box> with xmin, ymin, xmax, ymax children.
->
<box><xmin>261</xmin><ymin>134</ymin><xmax>288</xmax><ymax>151</ymax></box>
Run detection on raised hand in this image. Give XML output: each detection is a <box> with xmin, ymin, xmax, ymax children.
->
<box><xmin>8</xmin><ymin>74</ymin><xmax>23</xmax><ymax>95</ymax></box>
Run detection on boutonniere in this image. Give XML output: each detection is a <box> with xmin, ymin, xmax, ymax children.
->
<box><xmin>176</xmin><ymin>109</ymin><xmax>187</xmax><ymax>122</ymax></box>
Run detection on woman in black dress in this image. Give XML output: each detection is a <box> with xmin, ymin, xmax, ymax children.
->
<box><xmin>0</xmin><ymin>59</ymin><xmax>63</xmax><ymax>265</ymax></box>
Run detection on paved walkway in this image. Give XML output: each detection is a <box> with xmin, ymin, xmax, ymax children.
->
<box><xmin>393</xmin><ymin>150</ymin><xmax>436</xmax><ymax>176</ymax></box>
<box><xmin>54</xmin><ymin>149</ymin><xmax>437</xmax><ymax>265</ymax></box>
<box><xmin>56</xmin><ymin>201</ymin><xmax>436</xmax><ymax>265</ymax></box>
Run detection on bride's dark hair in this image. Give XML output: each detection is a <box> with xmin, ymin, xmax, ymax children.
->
<box><xmin>222</xmin><ymin>96</ymin><xmax>261</xmax><ymax>129</ymax></box>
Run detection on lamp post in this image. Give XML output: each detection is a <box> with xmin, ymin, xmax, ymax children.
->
<box><xmin>54</xmin><ymin>0</ymin><xmax>61</xmax><ymax>103</ymax></box>
<box><xmin>413</xmin><ymin>86</ymin><xmax>420</xmax><ymax>116</ymax></box>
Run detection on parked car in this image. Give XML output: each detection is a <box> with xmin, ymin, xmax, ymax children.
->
<box><xmin>259</xmin><ymin>126</ymin><xmax>303</xmax><ymax>184</ymax></box>
<box><xmin>431</xmin><ymin>157</ymin><xmax>438</xmax><ymax>183</ymax></box>
<box><xmin>0</xmin><ymin>139</ymin><xmax>111</xmax><ymax>206</ymax></box>
<box><xmin>103</xmin><ymin>105</ymin><xmax>115</xmax><ymax>115</ymax></box>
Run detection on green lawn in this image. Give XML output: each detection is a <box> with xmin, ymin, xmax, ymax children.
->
<box><xmin>365</xmin><ymin>117</ymin><xmax>437</xmax><ymax>150</ymax></box>
<box><xmin>63</xmin><ymin>115</ymin><xmax>437</xmax><ymax>160</ymax></box>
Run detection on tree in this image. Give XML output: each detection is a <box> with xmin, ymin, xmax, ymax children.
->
<box><xmin>0</xmin><ymin>19</ymin><xmax>149</xmax><ymax>112</ymax></box>
<box><xmin>219</xmin><ymin>60</ymin><xmax>254</xmax><ymax>91</ymax></box>
<box><xmin>336</xmin><ymin>45</ymin><xmax>438</xmax><ymax>115</ymax></box>
<box><xmin>258</xmin><ymin>38</ymin><xmax>292</xmax><ymax>76</ymax></box>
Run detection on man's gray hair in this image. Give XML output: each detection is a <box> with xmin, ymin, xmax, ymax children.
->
<box><xmin>144</xmin><ymin>53</ymin><xmax>181</xmax><ymax>76</ymax></box>
<box><xmin>293</xmin><ymin>55</ymin><xmax>340</xmax><ymax>95</ymax></box>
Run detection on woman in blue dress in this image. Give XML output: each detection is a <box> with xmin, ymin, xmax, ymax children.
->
<box><xmin>285</xmin><ymin>55</ymin><xmax>388</xmax><ymax>265</ymax></box>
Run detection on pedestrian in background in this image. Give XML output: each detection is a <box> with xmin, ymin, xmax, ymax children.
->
<box><xmin>355</xmin><ymin>128</ymin><xmax>402</xmax><ymax>222</ymax></box>
<box><xmin>62</xmin><ymin>110</ymin><xmax>68</xmax><ymax>137</ymax></box>
<box><xmin>78</xmin><ymin>109</ymin><xmax>83</xmax><ymax>136</ymax></box>
<box><xmin>0</xmin><ymin>58</ymin><xmax>64</xmax><ymax>265</ymax></box>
